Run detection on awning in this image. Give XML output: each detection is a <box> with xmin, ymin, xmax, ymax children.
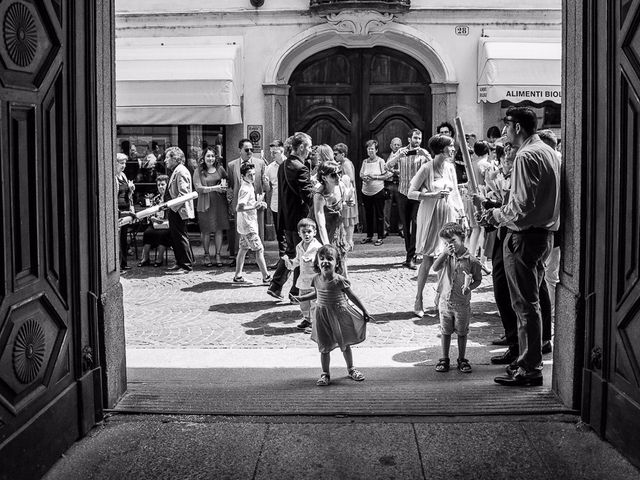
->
<box><xmin>477</xmin><ymin>36</ymin><xmax>561</xmax><ymax>104</ymax></box>
<box><xmin>116</xmin><ymin>36</ymin><xmax>243</xmax><ymax>125</ymax></box>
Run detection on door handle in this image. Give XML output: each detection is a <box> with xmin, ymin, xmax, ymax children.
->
<box><xmin>590</xmin><ymin>346</ymin><xmax>602</xmax><ymax>370</ymax></box>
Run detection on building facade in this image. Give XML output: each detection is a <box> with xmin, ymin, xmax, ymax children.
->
<box><xmin>114</xmin><ymin>0</ymin><xmax>561</xmax><ymax>165</ymax></box>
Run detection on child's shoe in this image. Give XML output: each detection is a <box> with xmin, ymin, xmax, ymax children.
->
<box><xmin>347</xmin><ymin>367</ymin><xmax>365</xmax><ymax>381</ymax></box>
<box><xmin>457</xmin><ymin>358</ymin><xmax>472</xmax><ymax>373</ymax></box>
<box><xmin>435</xmin><ymin>358</ymin><xmax>450</xmax><ymax>372</ymax></box>
<box><xmin>316</xmin><ymin>372</ymin><xmax>330</xmax><ymax>386</ymax></box>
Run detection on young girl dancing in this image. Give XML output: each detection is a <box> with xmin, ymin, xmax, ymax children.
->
<box><xmin>292</xmin><ymin>245</ymin><xmax>372</xmax><ymax>386</ymax></box>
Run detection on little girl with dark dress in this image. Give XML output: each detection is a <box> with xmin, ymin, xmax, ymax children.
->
<box><xmin>293</xmin><ymin>244</ymin><xmax>373</xmax><ymax>386</ymax></box>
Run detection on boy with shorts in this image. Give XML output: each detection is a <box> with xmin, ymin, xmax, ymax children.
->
<box><xmin>432</xmin><ymin>222</ymin><xmax>483</xmax><ymax>373</ymax></box>
<box><xmin>285</xmin><ymin>218</ymin><xmax>323</xmax><ymax>333</ymax></box>
<box><xmin>233</xmin><ymin>163</ymin><xmax>271</xmax><ymax>284</ymax></box>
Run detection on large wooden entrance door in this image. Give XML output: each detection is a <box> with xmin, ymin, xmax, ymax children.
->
<box><xmin>0</xmin><ymin>1</ymin><xmax>110</xmax><ymax>478</ymax></box>
<box><xmin>289</xmin><ymin>46</ymin><xmax>431</xmax><ymax>169</ymax></box>
<box><xmin>583</xmin><ymin>0</ymin><xmax>640</xmax><ymax>468</ymax></box>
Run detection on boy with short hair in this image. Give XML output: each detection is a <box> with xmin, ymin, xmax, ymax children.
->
<box><xmin>432</xmin><ymin>222</ymin><xmax>483</xmax><ymax>373</ymax></box>
<box><xmin>285</xmin><ymin>218</ymin><xmax>323</xmax><ymax>333</ymax></box>
<box><xmin>233</xmin><ymin>163</ymin><xmax>271</xmax><ymax>284</ymax></box>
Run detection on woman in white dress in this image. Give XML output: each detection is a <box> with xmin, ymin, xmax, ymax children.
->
<box><xmin>408</xmin><ymin>134</ymin><xmax>465</xmax><ymax>317</ymax></box>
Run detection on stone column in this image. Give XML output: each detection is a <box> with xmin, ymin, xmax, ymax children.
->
<box><xmin>262</xmin><ymin>84</ymin><xmax>290</xmax><ymax>241</ymax></box>
<box><xmin>430</xmin><ymin>82</ymin><xmax>459</xmax><ymax>131</ymax></box>
<box><xmin>263</xmin><ymin>84</ymin><xmax>290</xmax><ymax>146</ymax></box>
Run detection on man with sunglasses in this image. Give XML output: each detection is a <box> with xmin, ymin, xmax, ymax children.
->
<box><xmin>481</xmin><ymin>106</ymin><xmax>560</xmax><ymax>387</ymax></box>
<box><xmin>227</xmin><ymin>139</ymin><xmax>268</xmax><ymax>267</ymax></box>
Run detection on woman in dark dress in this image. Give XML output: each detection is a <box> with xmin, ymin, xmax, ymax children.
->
<box><xmin>137</xmin><ymin>175</ymin><xmax>172</xmax><ymax>267</ymax></box>
<box><xmin>193</xmin><ymin>147</ymin><xmax>229</xmax><ymax>267</ymax></box>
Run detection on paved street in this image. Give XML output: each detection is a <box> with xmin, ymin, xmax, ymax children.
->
<box><xmin>122</xmin><ymin>234</ymin><xmax>511</xmax><ymax>364</ymax></box>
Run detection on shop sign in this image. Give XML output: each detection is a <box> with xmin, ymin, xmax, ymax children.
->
<box><xmin>247</xmin><ymin>125</ymin><xmax>263</xmax><ymax>152</ymax></box>
<box><xmin>478</xmin><ymin>85</ymin><xmax>561</xmax><ymax>104</ymax></box>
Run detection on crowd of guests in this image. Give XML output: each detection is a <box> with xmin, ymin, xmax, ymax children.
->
<box><xmin>116</xmin><ymin>106</ymin><xmax>561</xmax><ymax>388</ymax></box>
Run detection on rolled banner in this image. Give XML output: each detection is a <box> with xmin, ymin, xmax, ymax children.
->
<box><xmin>454</xmin><ymin>117</ymin><xmax>478</xmax><ymax>194</ymax></box>
<box><xmin>134</xmin><ymin>191</ymin><xmax>199</xmax><ymax>221</ymax></box>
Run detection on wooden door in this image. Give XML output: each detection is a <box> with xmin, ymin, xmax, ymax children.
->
<box><xmin>289</xmin><ymin>46</ymin><xmax>431</xmax><ymax>173</ymax></box>
<box><xmin>0</xmin><ymin>1</ymin><xmax>108</xmax><ymax>478</ymax></box>
<box><xmin>583</xmin><ymin>0</ymin><xmax>640</xmax><ymax>468</ymax></box>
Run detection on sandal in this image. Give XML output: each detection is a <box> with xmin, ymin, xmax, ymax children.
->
<box><xmin>348</xmin><ymin>368</ymin><xmax>365</xmax><ymax>382</ymax></box>
<box><xmin>435</xmin><ymin>358</ymin><xmax>450</xmax><ymax>372</ymax></box>
<box><xmin>360</xmin><ymin>237</ymin><xmax>373</xmax><ymax>244</ymax></box>
<box><xmin>233</xmin><ymin>276</ymin><xmax>251</xmax><ymax>284</ymax></box>
<box><xmin>153</xmin><ymin>261</ymin><xmax>163</xmax><ymax>267</ymax></box>
<box><xmin>316</xmin><ymin>373</ymin><xmax>331</xmax><ymax>386</ymax></box>
<box><xmin>203</xmin><ymin>254</ymin><xmax>213</xmax><ymax>267</ymax></box>
<box><xmin>137</xmin><ymin>259</ymin><xmax>151</xmax><ymax>267</ymax></box>
<box><xmin>215</xmin><ymin>254</ymin><xmax>223</xmax><ymax>267</ymax></box>
<box><xmin>262</xmin><ymin>275</ymin><xmax>272</xmax><ymax>285</ymax></box>
<box><xmin>373</xmin><ymin>238</ymin><xmax>383</xmax><ymax>246</ymax></box>
<box><xmin>457</xmin><ymin>358</ymin><xmax>472</xmax><ymax>373</ymax></box>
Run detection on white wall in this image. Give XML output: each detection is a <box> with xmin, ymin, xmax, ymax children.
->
<box><xmin>115</xmin><ymin>1</ymin><xmax>561</xmax><ymax>148</ymax></box>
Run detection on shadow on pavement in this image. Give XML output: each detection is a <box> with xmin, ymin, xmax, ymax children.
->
<box><xmin>182</xmin><ymin>280</ymin><xmax>267</xmax><ymax>292</ymax></box>
<box><xmin>209</xmin><ymin>300</ymin><xmax>281</xmax><ymax>314</ymax></box>
<box><xmin>242</xmin><ymin>310</ymin><xmax>304</xmax><ymax>336</ymax></box>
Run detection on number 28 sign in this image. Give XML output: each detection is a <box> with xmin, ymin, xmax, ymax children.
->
<box><xmin>455</xmin><ymin>25</ymin><xmax>469</xmax><ymax>36</ymax></box>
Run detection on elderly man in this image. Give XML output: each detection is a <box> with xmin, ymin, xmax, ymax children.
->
<box><xmin>227</xmin><ymin>138</ymin><xmax>268</xmax><ymax>267</ymax></box>
<box><xmin>164</xmin><ymin>146</ymin><xmax>195</xmax><ymax>273</ymax></box>
<box><xmin>484</xmin><ymin>107</ymin><xmax>560</xmax><ymax>387</ymax></box>
<box><xmin>383</xmin><ymin>137</ymin><xmax>403</xmax><ymax>238</ymax></box>
<box><xmin>265</xmin><ymin>140</ymin><xmax>286</xmax><ymax>266</ymax></box>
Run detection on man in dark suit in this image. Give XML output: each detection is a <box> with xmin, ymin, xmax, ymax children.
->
<box><xmin>164</xmin><ymin>146</ymin><xmax>195</xmax><ymax>273</ymax></box>
<box><xmin>267</xmin><ymin>132</ymin><xmax>314</xmax><ymax>301</ymax></box>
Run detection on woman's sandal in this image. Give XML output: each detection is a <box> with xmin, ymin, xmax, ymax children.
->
<box><xmin>137</xmin><ymin>259</ymin><xmax>151</xmax><ymax>267</ymax></box>
<box><xmin>457</xmin><ymin>358</ymin><xmax>472</xmax><ymax>373</ymax></box>
<box><xmin>348</xmin><ymin>368</ymin><xmax>365</xmax><ymax>382</ymax></box>
<box><xmin>215</xmin><ymin>254</ymin><xmax>223</xmax><ymax>267</ymax></box>
<box><xmin>316</xmin><ymin>373</ymin><xmax>331</xmax><ymax>386</ymax></box>
<box><xmin>435</xmin><ymin>358</ymin><xmax>450</xmax><ymax>372</ymax></box>
<box><xmin>203</xmin><ymin>254</ymin><xmax>214</xmax><ymax>267</ymax></box>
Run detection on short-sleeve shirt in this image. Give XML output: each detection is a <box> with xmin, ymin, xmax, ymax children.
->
<box><xmin>237</xmin><ymin>180</ymin><xmax>258</xmax><ymax>235</ymax></box>
<box><xmin>265</xmin><ymin>161</ymin><xmax>280</xmax><ymax>213</ymax></box>
<box><xmin>437</xmin><ymin>251</ymin><xmax>483</xmax><ymax>306</ymax></box>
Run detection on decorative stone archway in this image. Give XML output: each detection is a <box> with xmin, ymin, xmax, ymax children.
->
<box><xmin>262</xmin><ymin>10</ymin><xmax>458</xmax><ymax>143</ymax></box>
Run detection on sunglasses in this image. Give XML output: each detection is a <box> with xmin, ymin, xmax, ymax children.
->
<box><xmin>244</xmin><ymin>148</ymin><xmax>253</xmax><ymax>153</ymax></box>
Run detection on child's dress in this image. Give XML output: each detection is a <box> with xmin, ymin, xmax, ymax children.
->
<box><xmin>310</xmin><ymin>274</ymin><xmax>366</xmax><ymax>353</ymax></box>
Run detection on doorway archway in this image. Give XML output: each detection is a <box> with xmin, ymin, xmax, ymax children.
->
<box><xmin>288</xmin><ymin>46</ymin><xmax>432</xmax><ymax>166</ymax></box>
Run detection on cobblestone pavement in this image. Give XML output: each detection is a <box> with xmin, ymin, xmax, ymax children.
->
<box><xmin>122</xmin><ymin>234</ymin><xmax>505</xmax><ymax>350</ymax></box>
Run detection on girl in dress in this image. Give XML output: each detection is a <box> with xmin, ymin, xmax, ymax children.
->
<box><xmin>292</xmin><ymin>245</ymin><xmax>373</xmax><ymax>386</ymax></box>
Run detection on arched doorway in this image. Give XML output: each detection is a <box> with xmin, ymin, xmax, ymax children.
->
<box><xmin>288</xmin><ymin>46</ymin><xmax>432</xmax><ymax>166</ymax></box>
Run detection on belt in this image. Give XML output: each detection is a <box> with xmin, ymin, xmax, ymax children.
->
<box><xmin>507</xmin><ymin>227</ymin><xmax>550</xmax><ymax>235</ymax></box>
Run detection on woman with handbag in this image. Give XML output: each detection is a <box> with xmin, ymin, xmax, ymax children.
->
<box><xmin>359</xmin><ymin>140</ymin><xmax>390</xmax><ymax>246</ymax></box>
<box><xmin>408</xmin><ymin>134</ymin><xmax>464</xmax><ymax>317</ymax></box>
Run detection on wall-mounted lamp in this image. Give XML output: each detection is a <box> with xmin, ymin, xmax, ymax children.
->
<box><xmin>250</xmin><ymin>0</ymin><xmax>264</xmax><ymax>7</ymax></box>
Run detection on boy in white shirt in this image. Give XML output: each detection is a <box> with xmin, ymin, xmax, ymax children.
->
<box><xmin>285</xmin><ymin>218</ymin><xmax>322</xmax><ymax>333</ymax></box>
<box><xmin>233</xmin><ymin>163</ymin><xmax>271</xmax><ymax>284</ymax></box>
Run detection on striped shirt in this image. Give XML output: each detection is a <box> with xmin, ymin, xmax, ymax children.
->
<box><xmin>387</xmin><ymin>150</ymin><xmax>431</xmax><ymax>196</ymax></box>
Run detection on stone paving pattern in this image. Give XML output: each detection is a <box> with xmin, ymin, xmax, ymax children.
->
<box><xmin>122</xmin><ymin>235</ymin><xmax>505</xmax><ymax>350</ymax></box>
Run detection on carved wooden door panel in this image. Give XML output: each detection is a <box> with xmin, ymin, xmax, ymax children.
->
<box><xmin>584</xmin><ymin>0</ymin><xmax>640</xmax><ymax>468</ymax></box>
<box><xmin>0</xmin><ymin>1</ymin><xmax>102</xmax><ymax>477</ymax></box>
<box><xmin>289</xmin><ymin>46</ymin><xmax>431</xmax><ymax>173</ymax></box>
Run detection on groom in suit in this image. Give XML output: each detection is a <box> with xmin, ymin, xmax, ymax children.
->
<box><xmin>164</xmin><ymin>146</ymin><xmax>195</xmax><ymax>273</ymax></box>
